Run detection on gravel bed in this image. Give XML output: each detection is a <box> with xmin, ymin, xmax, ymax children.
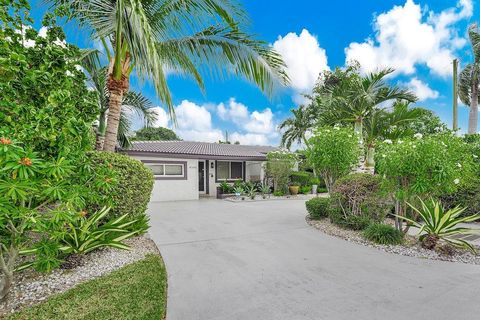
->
<box><xmin>306</xmin><ymin>217</ymin><xmax>480</xmax><ymax>265</ymax></box>
<box><xmin>1</xmin><ymin>236</ymin><xmax>159</xmax><ymax>317</ymax></box>
<box><xmin>225</xmin><ymin>193</ymin><xmax>328</xmax><ymax>202</ymax></box>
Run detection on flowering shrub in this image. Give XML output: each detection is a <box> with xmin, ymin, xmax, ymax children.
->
<box><xmin>375</xmin><ymin>133</ymin><xmax>475</xmax><ymax>231</ymax></box>
<box><xmin>306</xmin><ymin>127</ymin><xmax>360</xmax><ymax>193</ymax></box>
<box><xmin>0</xmin><ymin>4</ymin><xmax>97</xmax><ymax>159</ymax></box>
<box><xmin>265</xmin><ymin>150</ymin><xmax>297</xmax><ymax>192</ymax></box>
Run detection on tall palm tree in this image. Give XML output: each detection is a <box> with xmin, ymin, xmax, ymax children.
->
<box><xmin>459</xmin><ymin>23</ymin><xmax>480</xmax><ymax>134</ymax></box>
<box><xmin>83</xmin><ymin>56</ymin><xmax>156</xmax><ymax>149</ymax></box>
<box><xmin>279</xmin><ymin>105</ymin><xmax>315</xmax><ymax>149</ymax></box>
<box><xmin>53</xmin><ymin>0</ymin><xmax>289</xmax><ymax>151</ymax></box>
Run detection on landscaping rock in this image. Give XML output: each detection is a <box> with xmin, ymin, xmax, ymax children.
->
<box><xmin>0</xmin><ymin>236</ymin><xmax>159</xmax><ymax>316</ymax></box>
<box><xmin>306</xmin><ymin>217</ymin><xmax>480</xmax><ymax>265</ymax></box>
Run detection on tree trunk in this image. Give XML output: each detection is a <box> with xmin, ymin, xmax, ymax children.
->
<box><xmin>354</xmin><ymin>118</ymin><xmax>363</xmax><ymax>144</ymax></box>
<box><xmin>103</xmin><ymin>87</ymin><xmax>124</xmax><ymax>152</ymax></box>
<box><xmin>468</xmin><ymin>81</ymin><xmax>478</xmax><ymax>134</ymax></box>
<box><xmin>0</xmin><ymin>246</ymin><xmax>18</xmax><ymax>302</ymax></box>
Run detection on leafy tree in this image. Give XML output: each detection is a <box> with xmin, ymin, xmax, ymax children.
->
<box><xmin>82</xmin><ymin>58</ymin><xmax>156</xmax><ymax>149</ymax></box>
<box><xmin>265</xmin><ymin>151</ymin><xmax>297</xmax><ymax>193</ymax></box>
<box><xmin>406</xmin><ymin>108</ymin><xmax>448</xmax><ymax>135</ymax></box>
<box><xmin>0</xmin><ymin>6</ymin><xmax>97</xmax><ymax>159</ymax></box>
<box><xmin>53</xmin><ymin>0</ymin><xmax>289</xmax><ymax>152</ymax></box>
<box><xmin>133</xmin><ymin>127</ymin><xmax>180</xmax><ymax>141</ymax></box>
<box><xmin>376</xmin><ymin>133</ymin><xmax>475</xmax><ymax>232</ymax></box>
<box><xmin>459</xmin><ymin>23</ymin><xmax>480</xmax><ymax>134</ymax></box>
<box><xmin>306</xmin><ymin>127</ymin><xmax>360</xmax><ymax>193</ymax></box>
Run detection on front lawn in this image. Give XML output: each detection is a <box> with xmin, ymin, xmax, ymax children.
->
<box><xmin>8</xmin><ymin>255</ymin><xmax>167</xmax><ymax>320</ymax></box>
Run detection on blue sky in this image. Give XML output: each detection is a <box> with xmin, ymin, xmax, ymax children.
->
<box><xmin>30</xmin><ymin>0</ymin><xmax>479</xmax><ymax>145</ymax></box>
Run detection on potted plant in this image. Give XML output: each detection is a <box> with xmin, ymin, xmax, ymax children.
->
<box><xmin>233</xmin><ymin>186</ymin><xmax>244</xmax><ymax>199</ymax></box>
<box><xmin>289</xmin><ymin>183</ymin><xmax>300</xmax><ymax>195</ymax></box>
<box><xmin>217</xmin><ymin>181</ymin><xmax>232</xmax><ymax>199</ymax></box>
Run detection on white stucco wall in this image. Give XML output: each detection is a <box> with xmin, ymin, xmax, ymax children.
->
<box><xmin>129</xmin><ymin>155</ymin><xmax>199</xmax><ymax>202</ymax></box>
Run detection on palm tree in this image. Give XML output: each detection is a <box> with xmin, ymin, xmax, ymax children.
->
<box><xmin>53</xmin><ymin>0</ymin><xmax>288</xmax><ymax>151</ymax></box>
<box><xmin>459</xmin><ymin>23</ymin><xmax>480</xmax><ymax>134</ymax></box>
<box><xmin>363</xmin><ymin>102</ymin><xmax>422</xmax><ymax>168</ymax></box>
<box><xmin>83</xmin><ymin>56</ymin><xmax>156</xmax><ymax>149</ymax></box>
<box><xmin>279</xmin><ymin>105</ymin><xmax>315</xmax><ymax>149</ymax></box>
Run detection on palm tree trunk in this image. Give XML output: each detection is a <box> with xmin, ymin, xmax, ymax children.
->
<box><xmin>103</xmin><ymin>54</ymin><xmax>130</xmax><ymax>152</ymax></box>
<box><xmin>365</xmin><ymin>145</ymin><xmax>375</xmax><ymax>169</ymax></box>
<box><xmin>468</xmin><ymin>81</ymin><xmax>478</xmax><ymax>134</ymax></box>
<box><xmin>354</xmin><ymin>118</ymin><xmax>363</xmax><ymax>144</ymax></box>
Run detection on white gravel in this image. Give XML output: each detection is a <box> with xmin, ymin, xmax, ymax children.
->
<box><xmin>0</xmin><ymin>236</ymin><xmax>159</xmax><ymax>317</ymax></box>
<box><xmin>225</xmin><ymin>193</ymin><xmax>328</xmax><ymax>202</ymax></box>
<box><xmin>307</xmin><ymin>217</ymin><xmax>480</xmax><ymax>265</ymax></box>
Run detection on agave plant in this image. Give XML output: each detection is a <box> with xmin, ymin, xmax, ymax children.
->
<box><xmin>399</xmin><ymin>198</ymin><xmax>480</xmax><ymax>253</ymax></box>
<box><xmin>60</xmin><ymin>207</ymin><xmax>146</xmax><ymax>254</ymax></box>
<box><xmin>260</xmin><ymin>184</ymin><xmax>271</xmax><ymax>199</ymax></box>
<box><xmin>244</xmin><ymin>184</ymin><xmax>257</xmax><ymax>200</ymax></box>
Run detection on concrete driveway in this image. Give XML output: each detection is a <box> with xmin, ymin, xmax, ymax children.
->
<box><xmin>147</xmin><ymin>199</ymin><xmax>480</xmax><ymax>320</ymax></box>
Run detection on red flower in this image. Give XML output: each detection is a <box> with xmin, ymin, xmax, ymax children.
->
<box><xmin>19</xmin><ymin>157</ymin><xmax>33</xmax><ymax>166</ymax></box>
<box><xmin>0</xmin><ymin>137</ymin><xmax>11</xmax><ymax>145</ymax></box>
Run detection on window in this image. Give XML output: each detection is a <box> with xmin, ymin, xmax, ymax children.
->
<box><xmin>145</xmin><ymin>162</ymin><xmax>186</xmax><ymax>179</ymax></box>
<box><xmin>216</xmin><ymin>161</ymin><xmax>243</xmax><ymax>181</ymax></box>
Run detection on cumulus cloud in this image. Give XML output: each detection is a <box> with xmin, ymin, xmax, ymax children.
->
<box><xmin>404</xmin><ymin>78</ymin><xmax>439</xmax><ymax>101</ymax></box>
<box><xmin>345</xmin><ymin>0</ymin><xmax>472</xmax><ymax>77</ymax></box>
<box><xmin>273</xmin><ymin>29</ymin><xmax>329</xmax><ymax>93</ymax></box>
<box><xmin>150</xmin><ymin>107</ymin><xmax>170</xmax><ymax>128</ymax></box>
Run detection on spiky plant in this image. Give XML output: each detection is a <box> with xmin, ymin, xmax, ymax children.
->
<box><xmin>398</xmin><ymin>198</ymin><xmax>480</xmax><ymax>253</ymax></box>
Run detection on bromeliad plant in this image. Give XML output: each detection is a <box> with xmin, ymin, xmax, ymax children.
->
<box><xmin>399</xmin><ymin>198</ymin><xmax>480</xmax><ymax>253</ymax></box>
<box><xmin>60</xmin><ymin>207</ymin><xmax>147</xmax><ymax>254</ymax></box>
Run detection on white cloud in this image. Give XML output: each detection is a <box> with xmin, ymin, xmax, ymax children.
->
<box><xmin>404</xmin><ymin>78</ymin><xmax>439</xmax><ymax>101</ymax></box>
<box><xmin>150</xmin><ymin>107</ymin><xmax>170</xmax><ymax>128</ymax></box>
<box><xmin>229</xmin><ymin>132</ymin><xmax>269</xmax><ymax>145</ymax></box>
<box><xmin>217</xmin><ymin>98</ymin><xmax>249</xmax><ymax>123</ymax></box>
<box><xmin>345</xmin><ymin>0</ymin><xmax>472</xmax><ymax>77</ymax></box>
<box><xmin>273</xmin><ymin>29</ymin><xmax>329</xmax><ymax>93</ymax></box>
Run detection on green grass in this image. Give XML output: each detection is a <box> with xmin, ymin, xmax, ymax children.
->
<box><xmin>9</xmin><ymin>254</ymin><xmax>167</xmax><ymax>320</ymax></box>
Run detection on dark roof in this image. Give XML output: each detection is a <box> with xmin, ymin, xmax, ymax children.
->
<box><xmin>123</xmin><ymin>141</ymin><xmax>277</xmax><ymax>160</ymax></box>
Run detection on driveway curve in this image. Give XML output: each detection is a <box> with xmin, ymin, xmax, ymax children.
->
<box><xmin>147</xmin><ymin>199</ymin><xmax>480</xmax><ymax>320</ymax></box>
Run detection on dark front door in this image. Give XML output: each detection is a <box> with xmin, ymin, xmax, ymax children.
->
<box><xmin>198</xmin><ymin>161</ymin><xmax>205</xmax><ymax>192</ymax></box>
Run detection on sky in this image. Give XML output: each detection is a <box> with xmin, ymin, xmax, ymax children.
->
<box><xmin>29</xmin><ymin>0</ymin><xmax>480</xmax><ymax>146</ymax></box>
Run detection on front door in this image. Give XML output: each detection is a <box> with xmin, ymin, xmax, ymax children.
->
<box><xmin>198</xmin><ymin>161</ymin><xmax>205</xmax><ymax>193</ymax></box>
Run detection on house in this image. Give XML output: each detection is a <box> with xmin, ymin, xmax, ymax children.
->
<box><xmin>122</xmin><ymin>141</ymin><xmax>277</xmax><ymax>201</ymax></box>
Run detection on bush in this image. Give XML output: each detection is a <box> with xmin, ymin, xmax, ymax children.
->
<box><xmin>299</xmin><ymin>185</ymin><xmax>311</xmax><ymax>194</ymax></box>
<box><xmin>305</xmin><ymin>197</ymin><xmax>330</xmax><ymax>220</ymax></box>
<box><xmin>273</xmin><ymin>190</ymin><xmax>285</xmax><ymax>197</ymax></box>
<box><xmin>363</xmin><ymin>223</ymin><xmax>404</xmax><ymax>245</ymax></box>
<box><xmin>332</xmin><ymin>173</ymin><xmax>389</xmax><ymax>221</ymax></box>
<box><xmin>343</xmin><ymin>215</ymin><xmax>373</xmax><ymax>231</ymax></box>
<box><xmin>86</xmin><ymin>152</ymin><xmax>154</xmax><ymax>219</ymax></box>
<box><xmin>306</xmin><ymin>127</ymin><xmax>360</xmax><ymax>193</ymax></box>
<box><xmin>289</xmin><ymin>171</ymin><xmax>312</xmax><ymax>186</ymax></box>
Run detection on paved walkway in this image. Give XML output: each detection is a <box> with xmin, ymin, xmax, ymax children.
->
<box><xmin>147</xmin><ymin>199</ymin><xmax>480</xmax><ymax>320</ymax></box>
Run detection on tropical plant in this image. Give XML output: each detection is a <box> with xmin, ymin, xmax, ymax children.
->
<box><xmin>399</xmin><ymin>198</ymin><xmax>480</xmax><ymax>253</ymax></box>
<box><xmin>0</xmin><ymin>7</ymin><xmax>97</xmax><ymax>159</ymax></box>
<box><xmin>232</xmin><ymin>186</ymin><xmax>244</xmax><ymax>197</ymax></box>
<box><xmin>363</xmin><ymin>223</ymin><xmax>404</xmax><ymax>245</ymax></box>
<box><xmin>259</xmin><ymin>184</ymin><xmax>271</xmax><ymax>199</ymax></box>
<box><xmin>459</xmin><ymin>23</ymin><xmax>480</xmax><ymax>134</ymax></box>
<box><xmin>279</xmin><ymin>105</ymin><xmax>315</xmax><ymax>149</ymax></box>
<box><xmin>376</xmin><ymin>133</ymin><xmax>475</xmax><ymax>232</ymax></box>
<box><xmin>60</xmin><ymin>207</ymin><xmax>146</xmax><ymax>254</ymax></box>
<box><xmin>54</xmin><ymin>0</ymin><xmax>289</xmax><ymax>152</ymax></box>
<box><xmin>245</xmin><ymin>184</ymin><xmax>257</xmax><ymax>200</ymax></box>
<box><xmin>306</xmin><ymin>127</ymin><xmax>360</xmax><ymax>193</ymax></box>
<box><xmin>363</xmin><ymin>102</ymin><xmax>422</xmax><ymax>167</ymax></box>
<box><xmin>265</xmin><ymin>150</ymin><xmax>298</xmax><ymax>193</ymax></box>
<box><xmin>219</xmin><ymin>181</ymin><xmax>233</xmax><ymax>194</ymax></box>
<box><xmin>133</xmin><ymin>126</ymin><xmax>180</xmax><ymax>142</ymax></box>
<box><xmin>81</xmin><ymin>59</ymin><xmax>157</xmax><ymax>149</ymax></box>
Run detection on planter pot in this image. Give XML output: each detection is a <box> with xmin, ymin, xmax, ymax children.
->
<box><xmin>311</xmin><ymin>184</ymin><xmax>318</xmax><ymax>194</ymax></box>
<box><xmin>289</xmin><ymin>186</ymin><xmax>300</xmax><ymax>195</ymax></box>
<box><xmin>216</xmin><ymin>187</ymin><xmax>223</xmax><ymax>199</ymax></box>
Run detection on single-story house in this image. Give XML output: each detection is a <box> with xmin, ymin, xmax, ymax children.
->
<box><xmin>122</xmin><ymin>141</ymin><xmax>277</xmax><ymax>202</ymax></box>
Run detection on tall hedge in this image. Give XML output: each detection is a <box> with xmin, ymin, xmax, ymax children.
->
<box><xmin>86</xmin><ymin>151</ymin><xmax>154</xmax><ymax>218</ymax></box>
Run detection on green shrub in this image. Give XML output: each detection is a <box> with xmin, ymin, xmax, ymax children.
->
<box><xmin>332</xmin><ymin>173</ymin><xmax>389</xmax><ymax>222</ymax></box>
<box><xmin>273</xmin><ymin>190</ymin><xmax>285</xmax><ymax>197</ymax></box>
<box><xmin>305</xmin><ymin>197</ymin><xmax>330</xmax><ymax>220</ymax></box>
<box><xmin>440</xmin><ymin>182</ymin><xmax>480</xmax><ymax>218</ymax></box>
<box><xmin>289</xmin><ymin>171</ymin><xmax>312</xmax><ymax>186</ymax></box>
<box><xmin>363</xmin><ymin>223</ymin><xmax>404</xmax><ymax>245</ymax></box>
<box><xmin>86</xmin><ymin>152</ymin><xmax>154</xmax><ymax>219</ymax></box>
<box><xmin>343</xmin><ymin>215</ymin><xmax>373</xmax><ymax>231</ymax></box>
<box><xmin>299</xmin><ymin>185</ymin><xmax>311</xmax><ymax>194</ymax></box>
